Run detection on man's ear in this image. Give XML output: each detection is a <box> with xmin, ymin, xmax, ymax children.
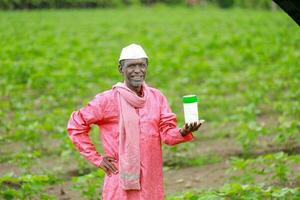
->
<box><xmin>118</xmin><ymin>65</ymin><xmax>123</xmax><ymax>74</ymax></box>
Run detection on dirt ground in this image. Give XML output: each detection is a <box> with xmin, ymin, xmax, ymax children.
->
<box><xmin>164</xmin><ymin>162</ymin><xmax>230</xmax><ymax>195</ymax></box>
<box><xmin>41</xmin><ymin>162</ymin><xmax>231</xmax><ymax>199</ymax></box>
<box><xmin>1</xmin><ymin>135</ymin><xmax>299</xmax><ymax>199</ymax></box>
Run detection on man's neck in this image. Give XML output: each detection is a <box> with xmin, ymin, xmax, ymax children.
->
<box><xmin>133</xmin><ymin>87</ymin><xmax>143</xmax><ymax>97</ymax></box>
<box><xmin>125</xmin><ymin>83</ymin><xmax>143</xmax><ymax>97</ymax></box>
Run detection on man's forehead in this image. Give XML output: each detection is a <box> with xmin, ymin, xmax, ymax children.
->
<box><xmin>123</xmin><ymin>58</ymin><xmax>147</xmax><ymax>65</ymax></box>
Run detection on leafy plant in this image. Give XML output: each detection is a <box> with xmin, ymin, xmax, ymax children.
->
<box><xmin>166</xmin><ymin>184</ymin><xmax>300</xmax><ymax>200</ymax></box>
<box><xmin>0</xmin><ymin>6</ymin><xmax>299</xmax><ymax>199</ymax></box>
<box><xmin>229</xmin><ymin>152</ymin><xmax>300</xmax><ymax>186</ymax></box>
<box><xmin>0</xmin><ymin>173</ymin><xmax>58</xmax><ymax>200</ymax></box>
<box><xmin>71</xmin><ymin>170</ymin><xmax>105</xmax><ymax>200</ymax></box>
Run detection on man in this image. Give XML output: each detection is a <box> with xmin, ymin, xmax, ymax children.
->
<box><xmin>67</xmin><ymin>43</ymin><xmax>203</xmax><ymax>199</ymax></box>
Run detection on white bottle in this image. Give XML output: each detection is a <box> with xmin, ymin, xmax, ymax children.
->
<box><xmin>183</xmin><ymin>95</ymin><xmax>199</xmax><ymax>124</ymax></box>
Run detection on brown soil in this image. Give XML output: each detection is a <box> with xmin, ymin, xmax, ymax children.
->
<box><xmin>44</xmin><ymin>180</ymin><xmax>82</xmax><ymax>200</ymax></box>
<box><xmin>191</xmin><ymin>137</ymin><xmax>242</xmax><ymax>157</ymax></box>
<box><xmin>164</xmin><ymin>161</ymin><xmax>230</xmax><ymax>195</ymax></box>
<box><xmin>41</xmin><ymin>161</ymin><xmax>231</xmax><ymax>199</ymax></box>
<box><xmin>191</xmin><ymin>136</ymin><xmax>300</xmax><ymax>158</ymax></box>
<box><xmin>0</xmin><ymin>163</ymin><xmax>23</xmax><ymax>176</ymax></box>
<box><xmin>1</xmin><ymin>135</ymin><xmax>299</xmax><ymax>199</ymax></box>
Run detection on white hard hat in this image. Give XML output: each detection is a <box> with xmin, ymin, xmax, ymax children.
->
<box><xmin>119</xmin><ymin>43</ymin><xmax>148</xmax><ymax>62</ymax></box>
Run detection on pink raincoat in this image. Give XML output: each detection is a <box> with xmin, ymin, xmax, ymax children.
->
<box><xmin>67</xmin><ymin>84</ymin><xmax>194</xmax><ymax>200</ymax></box>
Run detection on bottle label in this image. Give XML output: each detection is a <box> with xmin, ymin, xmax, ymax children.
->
<box><xmin>183</xmin><ymin>102</ymin><xmax>199</xmax><ymax>123</ymax></box>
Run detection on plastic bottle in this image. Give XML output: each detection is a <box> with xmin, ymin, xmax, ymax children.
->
<box><xmin>182</xmin><ymin>95</ymin><xmax>199</xmax><ymax>124</ymax></box>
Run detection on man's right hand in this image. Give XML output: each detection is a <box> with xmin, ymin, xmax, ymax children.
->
<box><xmin>99</xmin><ymin>156</ymin><xmax>118</xmax><ymax>176</ymax></box>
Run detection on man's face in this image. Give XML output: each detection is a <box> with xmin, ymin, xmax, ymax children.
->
<box><xmin>119</xmin><ymin>58</ymin><xmax>148</xmax><ymax>90</ymax></box>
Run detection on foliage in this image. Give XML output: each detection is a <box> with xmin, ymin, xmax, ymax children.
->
<box><xmin>7</xmin><ymin>150</ymin><xmax>42</xmax><ymax>171</ymax></box>
<box><xmin>167</xmin><ymin>184</ymin><xmax>300</xmax><ymax>200</ymax></box>
<box><xmin>163</xmin><ymin>141</ymin><xmax>221</xmax><ymax>168</ymax></box>
<box><xmin>215</xmin><ymin>0</ymin><xmax>234</xmax><ymax>8</ymax></box>
<box><xmin>71</xmin><ymin>170</ymin><xmax>105</xmax><ymax>200</ymax></box>
<box><xmin>222</xmin><ymin>184</ymin><xmax>300</xmax><ymax>200</ymax></box>
<box><xmin>233</xmin><ymin>0</ymin><xmax>274</xmax><ymax>9</ymax></box>
<box><xmin>0</xmin><ymin>0</ymin><xmax>280</xmax><ymax>9</ymax></box>
<box><xmin>206</xmin><ymin>0</ymin><xmax>276</xmax><ymax>9</ymax></box>
<box><xmin>0</xmin><ymin>173</ymin><xmax>58</xmax><ymax>200</ymax></box>
<box><xmin>0</xmin><ymin>6</ymin><xmax>299</xmax><ymax>199</ymax></box>
<box><xmin>229</xmin><ymin>152</ymin><xmax>300</xmax><ymax>186</ymax></box>
<box><xmin>0</xmin><ymin>0</ymin><xmax>123</xmax><ymax>9</ymax></box>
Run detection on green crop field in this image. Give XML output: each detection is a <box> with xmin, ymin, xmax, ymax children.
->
<box><xmin>0</xmin><ymin>6</ymin><xmax>299</xmax><ymax>199</ymax></box>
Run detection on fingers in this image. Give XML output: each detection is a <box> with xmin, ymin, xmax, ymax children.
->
<box><xmin>102</xmin><ymin>165</ymin><xmax>111</xmax><ymax>176</ymax></box>
<box><xmin>99</xmin><ymin>163</ymin><xmax>110</xmax><ymax>176</ymax></box>
<box><xmin>187</xmin><ymin>121</ymin><xmax>197</xmax><ymax>131</ymax></box>
<box><xmin>191</xmin><ymin>121</ymin><xmax>198</xmax><ymax>131</ymax></box>
<box><xmin>191</xmin><ymin>120</ymin><xmax>203</xmax><ymax>131</ymax></box>
<box><xmin>182</xmin><ymin>122</ymin><xmax>194</xmax><ymax>133</ymax></box>
<box><xmin>104</xmin><ymin>162</ymin><xmax>115</xmax><ymax>176</ymax></box>
<box><xmin>106</xmin><ymin>159</ymin><xmax>118</xmax><ymax>174</ymax></box>
<box><xmin>184</xmin><ymin>123</ymin><xmax>188</xmax><ymax>130</ymax></box>
<box><xmin>184</xmin><ymin>120</ymin><xmax>205</xmax><ymax>133</ymax></box>
<box><xmin>194</xmin><ymin>119</ymin><xmax>205</xmax><ymax>131</ymax></box>
<box><xmin>195</xmin><ymin>122</ymin><xmax>202</xmax><ymax>130</ymax></box>
<box><xmin>99</xmin><ymin>156</ymin><xmax>119</xmax><ymax>176</ymax></box>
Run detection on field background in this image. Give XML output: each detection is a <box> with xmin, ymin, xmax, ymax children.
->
<box><xmin>1</xmin><ymin>4</ymin><xmax>300</xmax><ymax>200</ymax></box>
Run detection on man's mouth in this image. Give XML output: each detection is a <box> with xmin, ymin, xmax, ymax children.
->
<box><xmin>131</xmin><ymin>76</ymin><xmax>143</xmax><ymax>80</ymax></box>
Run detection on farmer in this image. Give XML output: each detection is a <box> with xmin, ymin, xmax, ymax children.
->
<box><xmin>67</xmin><ymin>43</ymin><xmax>203</xmax><ymax>199</ymax></box>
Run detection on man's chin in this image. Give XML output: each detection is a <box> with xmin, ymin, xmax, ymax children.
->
<box><xmin>131</xmin><ymin>81</ymin><xmax>144</xmax><ymax>87</ymax></box>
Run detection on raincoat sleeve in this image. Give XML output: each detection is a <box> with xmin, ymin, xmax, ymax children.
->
<box><xmin>158</xmin><ymin>93</ymin><xmax>194</xmax><ymax>145</ymax></box>
<box><xmin>67</xmin><ymin>94</ymin><xmax>105</xmax><ymax>167</ymax></box>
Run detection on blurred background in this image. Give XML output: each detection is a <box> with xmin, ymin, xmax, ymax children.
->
<box><xmin>0</xmin><ymin>0</ymin><xmax>299</xmax><ymax>199</ymax></box>
<box><xmin>0</xmin><ymin>0</ymin><xmax>281</xmax><ymax>10</ymax></box>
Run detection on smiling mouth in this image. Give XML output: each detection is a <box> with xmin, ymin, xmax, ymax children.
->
<box><xmin>131</xmin><ymin>76</ymin><xmax>143</xmax><ymax>80</ymax></box>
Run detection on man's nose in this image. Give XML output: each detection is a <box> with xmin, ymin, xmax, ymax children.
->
<box><xmin>133</xmin><ymin>65</ymin><xmax>142</xmax><ymax>72</ymax></box>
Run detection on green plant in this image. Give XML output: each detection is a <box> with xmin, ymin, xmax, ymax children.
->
<box><xmin>0</xmin><ymin>6</ymin><xmax>299</xmax><ymax>198</ymax></box>
<box><xmin>0</xmin><ymin>173</ymin><xmax>58</xmax><ymax>200</ymax></box>
<box><xmin>229</xmin><ymin>152</ymin><xmax>300</xmax><ymax>186</ymax></box>
<box><xmin>71</xmin><ymin>170</ymin><xmax>105</xmax><ymax>200</ymax></box>
<box><xmin>166</xmin><ymin>184</ymin><xmax>300</xmax><ymax>200</ymax></box>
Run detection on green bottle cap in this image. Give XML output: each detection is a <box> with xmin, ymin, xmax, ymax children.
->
<box><xmin>182</xmin><ymin>95</ymin><xmax>198</xmax><ymax>103</ymax></box>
